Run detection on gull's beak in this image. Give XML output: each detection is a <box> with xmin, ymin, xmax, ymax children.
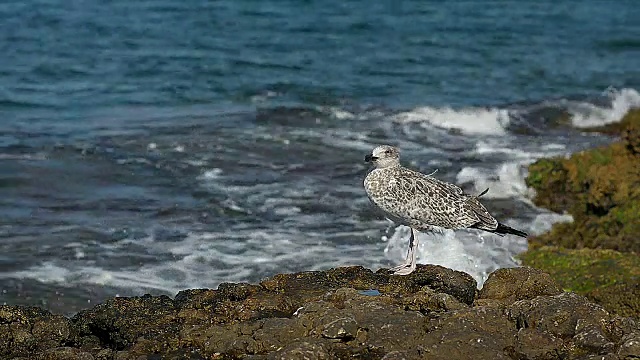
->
<box><xmin>364</xmin><ymin>154</ymin><xmax>377</xmax><ymax>162</ymax></box>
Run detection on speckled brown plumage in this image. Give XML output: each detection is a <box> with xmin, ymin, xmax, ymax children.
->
<box><xmin>363</xmin><ymin>145</ymin><xmax>527</xmax><ymax>275</ymax></box>
<box><xmin>364</xmin><ymin>164</ymin><xmax>499</xmax><ymax>231</ymax></box>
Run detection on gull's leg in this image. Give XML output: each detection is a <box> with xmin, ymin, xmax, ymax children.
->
<box><xmin>393</xmin><ymin>228</ymin><xmax>419</xmax><ymax>275</ymax></box>
<box><xmin>389</xmin><ymin>228</ymin><xmax>415</xmax><ymax>272</ymax></box>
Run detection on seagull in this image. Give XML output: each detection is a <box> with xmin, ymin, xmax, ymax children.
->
<box><xmin>363</xmin><ymin>145</ymin><xmax>528</xmax><ymax>275</ymax></box>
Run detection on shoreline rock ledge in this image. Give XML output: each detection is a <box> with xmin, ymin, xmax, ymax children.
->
<box><xmin>1</xmin><ymin>265</ymin><xmax>639</xmax><ymax>359</ymax></box>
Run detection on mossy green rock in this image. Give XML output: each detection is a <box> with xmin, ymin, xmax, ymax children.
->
<box><xmin>520</xmin><ymin>246</ymin><xmax>640</xmax><ymax>319</ymax></box>
<box><xmin>523</xmin><ymin>109</ymin><xmax>640</xmax><ymax>321</ymax></box>
<box><xmin>525</xmin><ymin>109</ymin><xmax>640</xmax><ymax>252</ymax></box>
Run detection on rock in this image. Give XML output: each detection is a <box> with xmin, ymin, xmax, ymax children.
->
<box><xmin>267</xmin><ymin>340</ymin><xmax>332</xmax><ymax>360</ymax></box>
<box><xmin>175</xmin><ymin>283</ymin><xmax>298</xmax><ymax>326</ymax></box>
<box><xmin>295</xmin><ymin>293</ymin><xmax>426</xmax><ymax>352</ymax></box>
<box><xmin>252</xmin><ymin>317</ymin><xmax>307</xmax><ymax>353</ymax></box>
<box><xmin>524</xmin><ymin>108</ymin><xmax>640</xmax><ymax>254</ymax></box>
<box><xmin>622</xmin><ymin>117</ymin><xmax>640</xmax><ymax>155</ymax></box>
<box><xmin>520</xmin><ymin>247</ymin><xmax>640</xmax><ymax>320</ymax></box>
<box><xmin>321</xmin><ymin>317</ymin><xmax>358</xmax><ymax>340</ymax></box>
<box><xmin>260</xmin><ymin>265</ymin><xmax>477</xmax><ymax>305</ymax></box>
<box><xmin>477</xmin><ymin>266</ymin><xmax>563</xmax><ymax>304</ymax></box>
<box><xmin>72</xmin><ymin>294</ymin><xmax>178</xmax><ymax>351</ymax></box>
<box><xmin>572</xmin><ymin>321</ymin><xmax>616</xmax><ymax>355</ymax></box>
<box><xmin>34</xmin><ymin>347</ymin><xmax>95</xmax><ymax>360</ymax></box>
<box><xmin>588</xmin><ymin>282</ymin><xmax>640</xmax><ymax>320</ymax></box>
<box><xmin>2</xmin><ymin>266</ymin><xmax>639</xmax><ymax>359</ymax></box>
<box><xmin>401</xmin><ymin>286</ymin><xmax>468</xmax><ymax>312</ymax></box>
<box><xmin>381</xmin><ymin>351</ymin><xmax>414</xmax><ymax>360</ymax></box>
<box><xmin>510</xmin><ymin>327</ymin><xmax>567</xmax><ymax>360</ymax></box>
<box><xmin>0</xmin><ymin>305</ymin><xmax>72</xmax><ymax>359</ymax></box>
<box><xmin>617</xmin><ymin>332</ymin><xmax>640</xmax><ymax>359</ymax></box>
<box><xmin>384</xmin><ymin>265</ymin><xmax>477</xmax><ymax>305</ymax></box>
<box><xmin>583</xmin><ymin>354</ymin><xmax>620</xmax><ymax>360</ymax></box>
<box><xmin>421</xmin><ymin>306</ymin><xmax>517</xmax><ymax>359</ymax></box>
<box><xmin>524</xmin><ymin>109</ymin><xmax>640</xmax><ymax>253</ymax></box>
<box><xmin>617</xmin><ymin>333</ymin><xmax>640</xmax><ymax>360</ymax></box>
<box><xmin>509</xmin><ymin>292</ymin><xmax>612</xmax><ymax>339</ymax></box>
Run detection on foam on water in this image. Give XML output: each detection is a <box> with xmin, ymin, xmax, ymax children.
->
<box><xmin>474</xmin><ymin>139</ymin><xmax>567</xmax><ymax>159</ymax></box>
<box><xmin>529</xmin><ymin>212</ymin><xmax>574</xmax><ymax>235</ymax></box>
<box><xmin>456</xmin><ymin>138</ymin><xmax>570</xmax><ymax>200</ymax></box>
<box><xmin>5</xmin><ymin>227</ymin><xmax>390</xmax><ymax>295</ymax></box>
<box><xmin>384</xmin><ymin>225</ymin><xmax>527</xmax><ymax>286</ymax></box>
<box><xmin>569</xmin><ymin>88</ymin><xmax>640</xmax><ymax>128</ymax></box>
<box><xmin>383</xmin><ymin>209</ymin><xmax>573</xmax><ymax>287</ymax></box>
<box><xmin>391</xmin><ymin>106</ymin><xmax>510</xmax><ymax>135</ymax></box>
<box><xmin>456</xmin><ymin>163</ymin><xmax>532</xmax><ymax>200</ymax></box>
<box><xmin>5</xmin><ymin>91</ymin><xmax>638</xmax><ymax>302</ymax></box>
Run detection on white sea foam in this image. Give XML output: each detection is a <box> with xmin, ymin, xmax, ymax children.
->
<box><xmin>392</xmin><ymin>106</ymin><xmax>510</xmax><ymax>135</ymax></box>
<box><xmin>5</xmin><ymin>229</ymin><xmax>390</xmax><ymax>295</ymax></box>
<box><xmin>456</xmin><ymin>163</ymin><xmax>533</xmax><ymax>199</ymax></box>
<box><xmin>529</xmin><ymin>212</ymin><xmax>573</xmax><ymax>235</ymax></box>
<box><xmin>322</xmin><ymin>106</ymin><xmax>356</xmax><ymax>120</ymax></box>
<box><xmin>569</xmin><ymin>87</ymin><xmax>640</xmax><ymax>128</ymax></box>
<box><xmin>8</xmin><ymin>89</ymin><xmax>628</xmax><ymax>298</ymax></box>
<box><xmin>474</xmin><ymin>139</ymin><xmax>566</xmax><ymax>158</ymax></box>
<box><xmin>384</xmin><ymin>225</ymin><xmax>527</xmax><ymax>286</ymax></box>
<box><xmin>199</xmin><ymin>168</ymin><xmax>223</xmax><ymax>180</ymax></box>
<box><xmin>0</xmin><ymin>153</ymin><xmax>48</xmax><ymax>160</ymax></box>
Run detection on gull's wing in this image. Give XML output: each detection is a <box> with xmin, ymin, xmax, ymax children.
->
<box><xmin>375</xmin><ymin>167</ymin><xmax>497</xmax><ymax>230</ymax></box>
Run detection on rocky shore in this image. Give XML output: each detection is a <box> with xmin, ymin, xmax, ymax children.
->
<box><xmin>2</xmin><ymin>111</ymin><xmax>639</xmax><ymax>359</ymax></box>
<box><xmin>2</xmin><ymin>265</ymin><xmax>639</xmax><ymax>359</ymax></box>
<box><xmin>522</xmin><ymin>109</ymin><xmax>640</xmax><ymax>320</ymax></box>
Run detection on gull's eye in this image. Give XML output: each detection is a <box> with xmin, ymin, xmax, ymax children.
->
<box><xmin>384</xmin><ymin>149</ymin><xmax>392</xmax><ymax>154</ymax></box>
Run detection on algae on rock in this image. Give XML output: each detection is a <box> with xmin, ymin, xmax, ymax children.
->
<box><xmin>525</xmin><ymin>109</ymin><xmax>640</xmax><ymax>252</ymax></box>
<box><xmin>522</xmin><ymin>109</ymin><xmax>640</xmax><ymax>320</ymax></box>
<box><xmin>520</xmin><ymin>246</ymin><xmax>640</xmax><ymax>319</ymax></box>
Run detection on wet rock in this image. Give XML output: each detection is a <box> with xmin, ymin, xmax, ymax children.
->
<box><xmin>588</xmin><ymin>282</ymin><xmax>640</xmax><ymax>320</ymax></box>
<box><xmin>520</xmin><ymin>247</ymin><xmax>640</xmax><ymax>320</ymax></box>
<box><xmin>380</xmin><ymin>351</ymin><xmax>416</xmax><ymax>360</ymax></box>
<box><xmin>617</xmin><ymin>332</ymin><xmax>640</xmax><ymax>359</ymax></box>
<box><xmin>584</xmin><ymin>354</ymin><xmax>620</xmax><ymax>360</ymax></box>
<box><xmin>267</xmin><ymin>340</ymin><xmax>332</xmax><ymax>360</ymax></box>
<box><xmin>509</xmin><ymin>292</ymin><xmax>611</xmax><ymax>339</ymax></box>
<box><xmin>34</xmin><ymin>347</ymin><xmax>95</xmax><ymax>360</ymax></box>
<box><xmin>176</xmin><ymin>284</ymin><xmax>298</xmax><ymax>326</ymax></box>
<box><xmin>421</xmin><ymin>306</ymin><xmax>517</xmax><ymax>359</ymax></box>
<box><xmin>295</xmin><ymin>294</ymin><xmax>426</xmax><ymax>352</ymax></box>
<box><xmin>524</xmin><ymin>109</ymin><xmax>640</xmax><ymax>253</ymax></box>
<box><xmin>321</xmin><ymin>317</ymin><xmax>358</xmax><ymax>340</ymax></box>
<box><xmin>572</xmin><ymin>321</ymin><xmax>616</xmax><ymax>356</ymax></box>
<box><xmin>72</xmin><ymin>294</ymin><xmax>178</xmax><ymax>351</ymax></box>
<box><xmin>384</xmin><ymin>265</ymin><xmax>477</xmax><ymax>305</ymax></box>
<box><xmin>261</xmin><ymin>265</ymin><xmax>477</xmax><ymax>305</ymax></box>
<box><xmin>2</xmin><ymin>266</ymin><xmax>639</xmax><ymax>359</ymax></box>
<box><xmin>511</xmin><ymin>327</ymin><xmax>567</xmax><ymax>360</ymax></box>
<box><xmin>477</xmin><ymin>266</ymin><xmax>563</xmax><ymax>304</ymax></box>
<box><xmin>402</xmin><ymin>286</ymin><xmax>467</xmax><ymax>312</ymax></box>
<box><xmin>252</xmin><ymin>317</ymin><xmax>307</xmax><ymax>353</ymax></box>
<box><xmin>0</xmin><ymin>305</ymin><xmax>72</xmax><ymax>359</ymax></box>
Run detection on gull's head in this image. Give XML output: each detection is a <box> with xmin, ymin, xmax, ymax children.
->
<box><xmin>365</xmin><ymin>145</ymin><xmax>400</xmax><ymax>168</ymax></box>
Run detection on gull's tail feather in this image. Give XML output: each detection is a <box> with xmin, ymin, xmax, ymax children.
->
<box><xmin>489</xmin><ymin>222</ymin><xmax>528</xmax><ymax>238</ymax></box>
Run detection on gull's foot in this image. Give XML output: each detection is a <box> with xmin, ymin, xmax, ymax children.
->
<box><xmin>389</xmin><ymin>262</ymin><xmax>411</xmax><ymax>272</ymax></box>
<box><xmin>392</xmin><ymin>265</ymin><xmax>415</xmax><ymax>275</ymax></box>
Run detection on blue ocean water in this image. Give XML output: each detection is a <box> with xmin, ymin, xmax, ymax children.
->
<box><xmin>1</xmin><ymin>0</ymin><xmax>639</xmax><ymax>315</ymax></box>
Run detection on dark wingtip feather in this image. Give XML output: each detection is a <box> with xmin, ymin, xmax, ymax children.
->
<box><xmin>494</xmin><ymin>222</ymin><xmax>528</xmax><ymax>238</ymax></box>
<box><xmin>477</xmin><ymin>188</ymin><xmax>490</xmax><ymax>197</ymax></box>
